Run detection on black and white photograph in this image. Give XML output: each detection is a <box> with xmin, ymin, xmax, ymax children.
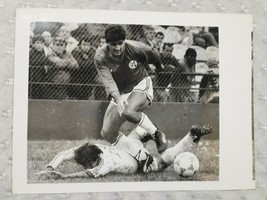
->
<box><xmin>13</xmin><ymin>9</ymin><xmax>253</xmax><ymax>193</ymax></box>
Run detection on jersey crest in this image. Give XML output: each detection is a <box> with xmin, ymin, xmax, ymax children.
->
<box><xmin>128</xmin><ymin>60</ymin><xmax>138</xmax><ymax>69</ymax></box>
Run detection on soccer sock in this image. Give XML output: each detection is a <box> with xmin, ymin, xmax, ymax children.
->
<box><xmin>135</xmin><ymin>126</ymin><xmax>149</xmax><ymax>139</ymax></box>
<box><xmin>112</xmin><ymin>132</ymin><xmax>149</xmax><ymax>162</ymax></box>
<box><xmin>138</xmin><ymin>113</ymin><xmax>157</xmax><ymax>136</ymax></box>
<box><xmin>160</xmin><ymin>133</ymin><xmax>196</xmax><ymax>166</ymax></box>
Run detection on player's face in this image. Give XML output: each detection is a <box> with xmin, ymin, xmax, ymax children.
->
<box><xmin>108</xmin><ymin>40</ymin><xmax>125</xmax><ymax>56</ymax></box>
<box><xmin>87</xmin><ymin>158</ymin><xmax>101</xmax><ymax>169</ymax></box>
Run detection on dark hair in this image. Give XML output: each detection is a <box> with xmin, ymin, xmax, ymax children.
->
<box><xmin>184</xmin><ymin>48</ymin><xmax>197</xmax><ymax>58</ymax></box>
<box><xmin>156</xmin><ymin>31</ymin><xmax>164</xmax><ymax>38</ymax></box>
<box><xmin>32</xmin><ymin>34</ymin><xmax>44</xmax><ymax>44</ymax></box>
<box><xmin>53</xmin><ymin>36</ymin><xmax>67</xmax><ymax>45</ymax></box>
<box><xmin>78</xmin><ymin>35</ymin><xmax>92</xmax><ymax>46</ymax></box>
<box><xmin>74</xmin><ymin>143</ymin><xmax>103</xmax><ymax>169</ymax></box>
<box><xmin>105</xmin><ymin>24</ymin><xmax>126</xmax><ymax>43</ymax></box>
<box><xmin>163</xmin><ymin>43</ymin><xmax>173</xmax><ymax>50</ymax></box>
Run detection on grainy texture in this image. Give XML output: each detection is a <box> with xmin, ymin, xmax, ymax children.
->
<box><xmin>0</xmin><ymin>0</ymin><xmax>266</xmax><ymax>199</ymax></box>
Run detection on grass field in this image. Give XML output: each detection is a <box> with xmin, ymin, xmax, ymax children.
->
<box><xmin>28</xmin><ymin>139</ymin><xmax>219</xmax><ymax>183</ymax></box>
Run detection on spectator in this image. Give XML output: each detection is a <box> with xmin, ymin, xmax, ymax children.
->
<box><xmin>177</xmin><ymin>26</ymin><xmax>194</xmax><ymax>47</ymax></box>
<box><xmin>153</xmin><ymin>31</ymin><xmax>165</xmax><ymax>52</ymax></box>
<box><xmin>57</xmin><ymin>25</ymin><xmax>79</xmax><ymax>53</ymax></box>
<box><xmin>138</xmin><ymin>26</ymin><xmax>159</xmax><ymax>78</ymax></box>
<box><xmin>92</xmin><ymin>36</ymin><xmax>108</xmax><ymax>100</ymax></box>
<box><xmin>97</xmin><ymin>37</ymin><xmax>106</xmax><ymax>49</ymax></box>
<box><xmin>29</xmin><ymin>35</ymin><xmax>49</xmax><ymax>99</ymax></box>
<box><xmin>138</xmin><ymin>26</ymin><xmax>157</xmax><ymax>48</ymax></box>
<box><xmin>162</xmin><ymin>26</ymin><xmax>182</xmax><ymax>44</ymax></box>
<box><xmin>190</xmin><ymin>27</ymin><xmax>218</xmax><ymax>49</ymax></box>
<box><xmin>70</xmin><ymin>36</ymin><xmax>97</xmax><ymax>100</ymax></box>
<box><xmin>199</xmin><ymin>52</ymin><xmax>219</xmax><ymax>103</ymax></box>
<box><xmin>41</xmin><ymin>31</ymin><xmax>53</xmax><ymax>56</ymax></box>
<box><xmin>47</xmin><ymin>36</ymin><xmax>78</xmax><ymax>99</ymax></box>
<box><xmin>199</xmin><ymin>68</ymin><xmax>219</xmax><ymax>103</ymax></box>
<box><xmin>29</xmin><ymin>31</ymin><xmax>34</xmax><ymax>48</ymax></box>
<box><xmin>154</xmin><ymin>43</ymin><xmax>181</xmax><ymax>102</ymax></box>
<box><xmin>170</xmin><ymin>48</ymin><xmax>197</xmax><ymax>102</ymax></box>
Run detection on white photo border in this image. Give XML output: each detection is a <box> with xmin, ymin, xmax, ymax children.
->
<box><xmin>13</xmin><ymin>9</ymin><xmax>254</xmax><ymax>193</ymax></box>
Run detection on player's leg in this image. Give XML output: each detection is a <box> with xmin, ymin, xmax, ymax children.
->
<box><xmin>158</xmin><ymin>124</ymin><xmax>213</xmax><ymax>170</ymax></box>
<box><xmin>113</xmin><ymin>132</ymin><xmax>158</xmax><ymax>173</ymax></box>
<box><xmin>122</xmin><ymin>77</ymin><xmax>168</xmax><ymax>153</ymax></box>
<box><xmin>122</xmin><ymin>91</ymin><xmax>167</xmax><ymax>153</ymax></box>
<box><xmin>102</xmin><ymin>99</ymin><xmax>157</xmax><ymax>173</ymax></box>
<box><xmin>101</xmin><ymin>101</ymin><xmax>126</xmax><ymax>143</ymax></box>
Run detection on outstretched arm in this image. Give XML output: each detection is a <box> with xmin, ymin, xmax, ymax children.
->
<box><xmin>35</xmin><ymin>169</ymin><xmax>94</xmax><ymax>179</ymax></box>
<box><xmin>46</xmin><ymin>146</ymin><xmax>81</xmax><ymax>170</ymax></box>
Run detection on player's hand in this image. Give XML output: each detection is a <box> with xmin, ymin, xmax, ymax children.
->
<box><xmin>87</xmin><ymin>168</ymin><xmax>101</xmax><ymax>178</ymax></box>
<box><xmin>34</xmin><ymin>170</ymin><xmax>65</xmax><ymax>179</ymax></box>
<box><xmin>117</xmin><ymin>98</ymin><xmax>128</xmax><ymax>117</ymax></box>
<box><xmin>46</xmin><ymin>165</ymin><xmax>54</xmax><ymax>171</ymax></box>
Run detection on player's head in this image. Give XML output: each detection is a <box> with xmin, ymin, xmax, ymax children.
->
<box><xmin>105</xmin><ymin>24</ymin><xmax>126</xmax><ymax>56</ymax></box>
<box><xmin>74</xmin><ymin>143</ymin><xmax>103</xmax><ymax>169</ymax></box>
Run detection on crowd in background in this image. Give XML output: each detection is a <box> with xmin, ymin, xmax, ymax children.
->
<box><xmin>29</xmin><ymin>22</ymin><xmax>219</xmax><ymax>103</ymax></box>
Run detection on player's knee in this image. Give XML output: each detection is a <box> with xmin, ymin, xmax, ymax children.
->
<box><xmin>100</xmin><ymin>129</ymin><xmax>109</xmax><ymax>140</ymax></box>
<box><xmin>122</xmin><ymin>107</ymin><xmax>140</xmax><ymax>124</ymax></box>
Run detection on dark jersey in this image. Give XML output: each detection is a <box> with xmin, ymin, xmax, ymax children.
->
<box><xmin>94</xmin><ymin>40</ymin><xmax>162</xmax><ymax>96</ymax></box>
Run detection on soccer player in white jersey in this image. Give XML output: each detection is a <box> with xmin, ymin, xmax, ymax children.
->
<box><xmin>36</xmin><ymin>125</ymin><xmax>212</xmax><ymax>179</ymax></box>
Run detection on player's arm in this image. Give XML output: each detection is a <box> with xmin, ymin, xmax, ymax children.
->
<box><xmin>94</xmin><ymin>54</ymin><xmax>119</xmax><ymax>98</ymax></box>
<box><xmin>35</xmin><ymin>169</ymin><xmax>94</xmax><ymax>179</ymax></box>
<box><xmin>137</xmin><ymin>41</ymin><xmax>164</xmax><ymax>72</ymax></box>
<box><xmin>43</xmin><ymin>159</ymin><xmax>113</xmax><ymax>179</ymax></box>
<box><xmin>94</xmin><ymin>54</ymin><xmax>126</xmax><ymax>114</ymax></box>
<box><xmin>57</xmin><ymin>157</ymin><xmax>114</xmax><ymax>178</ymax></box>
<box><xmin>46</xmin><ymin>146</ymin><xmax>81</xmax><ymax>170</ymax></box>
<box><xmin>86</xmin><ymin>157</ymin><xmax>115</xmax><ymax>178</ymax></box>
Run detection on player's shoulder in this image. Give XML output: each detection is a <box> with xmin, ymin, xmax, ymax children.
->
<box><xmin>126</xmin><ymin>40</ymin><xmax>151</xmax><ymax>50</ymax></box>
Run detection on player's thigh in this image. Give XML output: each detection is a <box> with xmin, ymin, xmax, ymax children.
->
<box><xmin>126</xmin><ymin>91</ymin><xmax>150</xmax><ymax>112</ymax></box>
<box><xmin>102</xmin><ymin>102</ymin><xmax>126</xmax><ymax>135</ymax></box>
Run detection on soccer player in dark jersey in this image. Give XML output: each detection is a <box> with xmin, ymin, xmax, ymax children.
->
<box><xmin>94</xmin><ymin>24</ymin><xmax>168</xmax><ymax>172</ymax></box>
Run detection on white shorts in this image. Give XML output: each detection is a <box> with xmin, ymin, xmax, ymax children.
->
<box><xmin>112</xmin><ymin>76</ymin><xmax>154</xmax><ymax>105</ymax></box>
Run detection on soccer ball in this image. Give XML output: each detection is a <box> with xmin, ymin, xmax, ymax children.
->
<box><xmin>173</xmin><ymin>152</ymin><xmax>199</xmax><ymax>178</ymax></box>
